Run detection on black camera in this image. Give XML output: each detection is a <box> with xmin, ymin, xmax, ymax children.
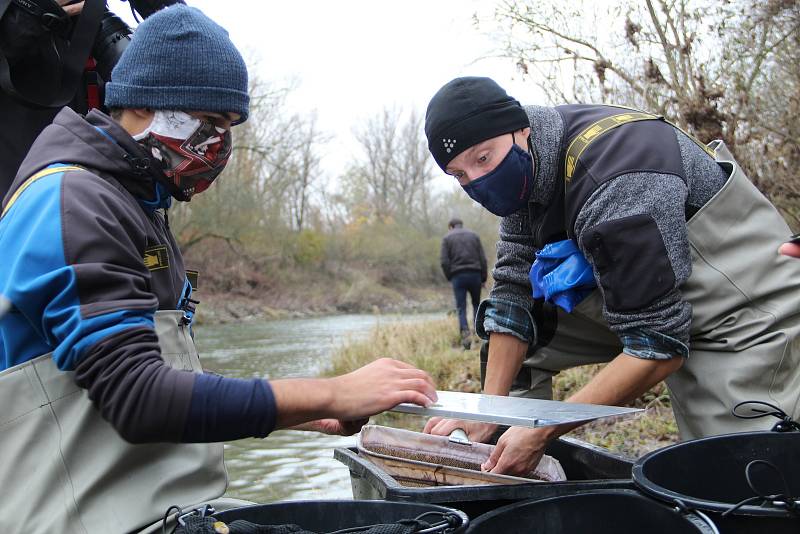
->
<box><xmin>91</xmin><ymin>0</ymin><xmax>185</xmax><ymax>83</ymax></box>
<box><xmin>92</xmin><ymin>8</ymin><xmax>133</xmax><ymax>83</ymax></box>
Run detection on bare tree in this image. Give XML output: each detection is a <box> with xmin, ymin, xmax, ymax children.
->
<box><xmin>286</xmin><ymin>112</ymin><xmax>330</xmax><ymax>231</ymax></box>
<box><xmin>392</xmin><ymin>109</ymin><xmax>438</xmax><ymax>234</ymax></box>
<box><xmin>346</xmin><ymin>107</ymin><xmax>438</xmax><ymax>231</ymax></box>
<box><xmin>489</xmin><ymin>0</ymin><xmax>800</xmax><ymax>225</ymax></box>
<box><xmin>170</xmin><ymin>74</ymin><xmax>319</xmax><ymax>257</ymax></box>
<box><xmin>350</xmin><ymin>107</ymin><xmax>402</xmax><ymax>221</ymax></box>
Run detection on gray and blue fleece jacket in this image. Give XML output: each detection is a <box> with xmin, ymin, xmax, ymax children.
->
<box><xmin>0</xmin><ymin>107</ymin><xmax>276</xmax><ymax>443</ymax></box>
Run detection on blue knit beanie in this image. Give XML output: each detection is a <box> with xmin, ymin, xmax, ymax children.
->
<box><xmin>105</xmin><ymin>5</ymin><xmax>249</xmax><ymax>123</ymax></box>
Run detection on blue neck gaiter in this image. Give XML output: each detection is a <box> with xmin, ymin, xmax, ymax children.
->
<box><xmin>461</xmin><ymin>143</ymin><xmax>534</xmax><ymax>217</ymax></box>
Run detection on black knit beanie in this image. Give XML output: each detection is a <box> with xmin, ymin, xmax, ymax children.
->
<box><xmin>425</xmin><ymin>77</ymin><xmax>531</xmax><ymax>171</ymax></box>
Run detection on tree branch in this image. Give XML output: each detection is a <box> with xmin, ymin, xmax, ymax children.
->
<box><xmin>646</xmin><ymin>0</ymin><xmax>686</xmax><ymax>102</ymax></box>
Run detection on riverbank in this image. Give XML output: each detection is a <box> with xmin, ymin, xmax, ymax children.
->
<box><xmin>193</xmin><ymin>283</ymin><xmax>453</xmax><ymax>324</ymax></box>
<box><xmin>325</xmin><ymin>318</ymin><xmax>679</xmax><ymax>459</ymax></box>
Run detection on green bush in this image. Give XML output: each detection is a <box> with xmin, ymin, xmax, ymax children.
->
<box><xmin>293</xmin><ymin>229</ymin><xmax>326</xmax><ymax>265</ymax></box>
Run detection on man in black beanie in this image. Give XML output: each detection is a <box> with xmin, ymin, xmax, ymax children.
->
<box><xmin>422</xmin><ymin>76</ymin><xmax>800</xmax><ymax>477</ymax></box>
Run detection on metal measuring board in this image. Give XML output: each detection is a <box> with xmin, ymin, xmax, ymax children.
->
<box><xmin>391</xmin><ymin>390</ymin><xmax>642</xmax><ymax>428</ymax></box>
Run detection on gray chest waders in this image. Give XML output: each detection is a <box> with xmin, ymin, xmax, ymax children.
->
<box><xmin>515</xmin><ymin>141</ymin><xmax>800</xmax><ymax>440</ymax></box>
<box><xmin>0</xmin><ymin>310</ymin><xmax>228</xmax><ymax>534</ymax></box>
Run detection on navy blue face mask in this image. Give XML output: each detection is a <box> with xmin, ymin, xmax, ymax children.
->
<box><xmin>461</xmin><ymin>142</ymin><xmax>534</xmax><ymax>217</ymax></box>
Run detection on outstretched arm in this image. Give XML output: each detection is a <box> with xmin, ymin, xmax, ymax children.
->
<box><xmin>272</xmin><ymin>358</ymin><xmax>437</xmax><ymax>431</ymax></box>
<box><xmin>483</xmin><ymin>352</ymin><xmax>682</xmax><ymax>475</ymax></box>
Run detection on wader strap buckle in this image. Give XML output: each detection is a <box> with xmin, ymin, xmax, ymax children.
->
<box><xmin>177</xmin><ymin>504</ymin><xmax>216</xmax><ymax>526</ymax></box>
<box><xmin>179</xmin><ymin>298</ymin><xmax>199</xmax><ymax>326</ymax></box>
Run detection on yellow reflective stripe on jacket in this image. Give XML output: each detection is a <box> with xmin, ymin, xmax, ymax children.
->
<box><xmin>1</xmin><ymin>165</ymin><xmax>84</xmax><ymax>218</ymax></box>
<box><xmin>564</xmin><ymin>107</ymin><xmax>716</xmax><ymax>183</ymax></box>
<box><xmin>601</xmin><ymin>103</ymin><xmax>717</xmax><ymax>159</ymax></box>
<box><xmin>565</xmin><ymin>112</ymin><xmax>657</xmax><ymax>182</ymax></box>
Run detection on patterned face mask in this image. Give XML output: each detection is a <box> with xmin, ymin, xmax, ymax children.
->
<box><xmin>133</xmin><ymin>110</ymin><xmax>232</xmax><ymax>200</ymax></box>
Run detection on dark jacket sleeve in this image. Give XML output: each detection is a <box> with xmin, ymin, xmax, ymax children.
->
<box><xmin>440</xmin><ymin>236</ymin><xmax>452</xmax><ymax>280</ymax></box>
<box><xmin>477</xmin><ymin>235</ymin><xmax>488</xmax><ymax>282</ymax></box>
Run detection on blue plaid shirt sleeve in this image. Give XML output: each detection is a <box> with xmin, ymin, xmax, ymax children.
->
<box><xmin>476</xmin><ymin>299</ymin><xmax>687</xmax><ymax>359</ymax></box>
<box><xmin>620</xmin><ymin>327</ymin><xmax>688</xmax><ymax>360</ymax></box>
<box><xmin>475</xmin><ymin>298</ymin><xmax>536</xmax><ymax>344</ymax></box>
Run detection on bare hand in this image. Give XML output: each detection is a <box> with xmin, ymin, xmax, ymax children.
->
<box><xmin>57</xmin><ymin>0</ymin><xmax>84</xmax><ymax>16</ymax></box>
<box><xmin>291</xmin><ymin>418</ymin><xmax>369</xmax><ymax>436</ymax></box>
<box><xmin>482</xmin><ymin>426</ymin><xmax>550</xmax><ymax>477</ymax></box>
<box><xmin>779</xmin><ymin>242</ymin><xmax>800</xmax><ymax>258</ymax></box>
<box><xmin>328</xmin><ymin>358</ymin><xmax>438</xmax><ymax>420</ymax></box>
<box><xmin>423</xmin><ymin>417</ymin><xmax>497</xmax><ymax>443</ymax></box>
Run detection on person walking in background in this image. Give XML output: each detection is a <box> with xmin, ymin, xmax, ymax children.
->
<box><xmin>440</xmin><ymin>217</ymin><xmax>488</xmax><ymax>349</ymax></box>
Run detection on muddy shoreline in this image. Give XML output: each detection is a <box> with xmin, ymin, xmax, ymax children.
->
<box><xmin>193</xmin><ymin>286</ymin><xmax>453</xmax><ymax>324</ymax></box>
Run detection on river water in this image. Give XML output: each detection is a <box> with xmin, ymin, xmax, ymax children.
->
<box><xmin>194</xmin><ymin>312</ymin><xmax>443</xmax><ymax>503</ymax></box>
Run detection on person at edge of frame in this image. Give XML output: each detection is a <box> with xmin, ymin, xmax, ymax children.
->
<box><xmin>0</xmin><ymin>0</ymin><xmax>183</xmax><ymax>200</ymax></box>
<box><xmin>440</xmin><ymin>217</ymin><xmax>488</xmax><ymax>349</ymax></box>
<box><xmin>0</xmin><ymin>6</ymin><xmax>437</xmax><ymax>533</ymax></box>
<box><xmin>421</xmin><ymin>76</ymin><xmax>800</xmax><ymax>477</ymax></box>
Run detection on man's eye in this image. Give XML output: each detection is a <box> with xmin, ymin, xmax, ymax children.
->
<box><xmin>478</xmin><ymin>154</ymin><xmax>488</xmax><ymax>163</ymax></box>
<box><xmin>202</xmin><ymin>115</ymin><xmax>222</xmax><ymax>125</ymax></box>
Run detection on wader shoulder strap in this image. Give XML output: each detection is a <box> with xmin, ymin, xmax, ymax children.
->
<box><xmin>565</xmin><ymin>105</ymin><xmax>715</xmax><ymax>184</ymax></box>
<box><xmin>2</xmin><ymin>164</ymin><xmax>83</xmax><ymax>218</ymax></box>
<box><xmin>605</xmin><ymin>104</ymin><xmax>716</xmax><ymax>157</ymax></box>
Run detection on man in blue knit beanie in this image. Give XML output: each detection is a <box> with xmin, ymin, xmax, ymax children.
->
<box><xmin>0</xmin><ymin>5</ymin><xmax>437</xmax><ymax>533</ymax></box>
<box><xmin>104</xmin><ymin>3</ymin><xmax>250</xmax><ymax>201</ymax></box>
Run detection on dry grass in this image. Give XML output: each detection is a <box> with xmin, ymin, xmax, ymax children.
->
<box><xmin>552</xmin><ymin>364</ymin><xmax>679</xmax><ymax>458</ymax></box>
<box><xmin>326</xmin><ymin>318</ymin><xmax>482</xmax><ymax>393</ymax></box>
<box><xmin>325</xmin><ymin>318</ymin><xmax>679</xmax><ymax>458</ymax></box>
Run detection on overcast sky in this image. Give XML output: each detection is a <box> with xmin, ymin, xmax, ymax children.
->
<box><xmin>113</xmin><ymin>0</ymin><xmax>547</xmax><ymax>188</ymax></box>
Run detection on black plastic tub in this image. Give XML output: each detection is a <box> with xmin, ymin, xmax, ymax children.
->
<box><xmin>213</xmin><ymin>500</ymin><xmax>469</xmax><ymax>533</ymax></box>
<box><xmin>334</xmin><ymin>436</ymin><xmax>635</xmax><ymax>518</ymax></box>
<box><xmin>466</xmin><ymin>490</ymin><xmax>717</xmax><ymax>533</ymax></box>
<box><xmin>633</xmin><ymin>431</ymin><xmax>800</xmax><ymax>534</ymax></box>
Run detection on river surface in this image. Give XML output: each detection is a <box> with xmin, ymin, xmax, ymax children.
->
<box><xmin>193</xmin><ymin>312</ymin><xmax>443</xmax><ymax>503</ymax></box>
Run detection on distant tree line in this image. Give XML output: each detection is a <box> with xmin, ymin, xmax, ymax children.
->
<box><xmin>172</xmin><ymin>0</ymin><xmax>798</xmax><ymax>301</ymax></box>
<box><xmin>170</xmin><ymin>76</ymin><xmax>498</xmax><ymax>298</ymax></box>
